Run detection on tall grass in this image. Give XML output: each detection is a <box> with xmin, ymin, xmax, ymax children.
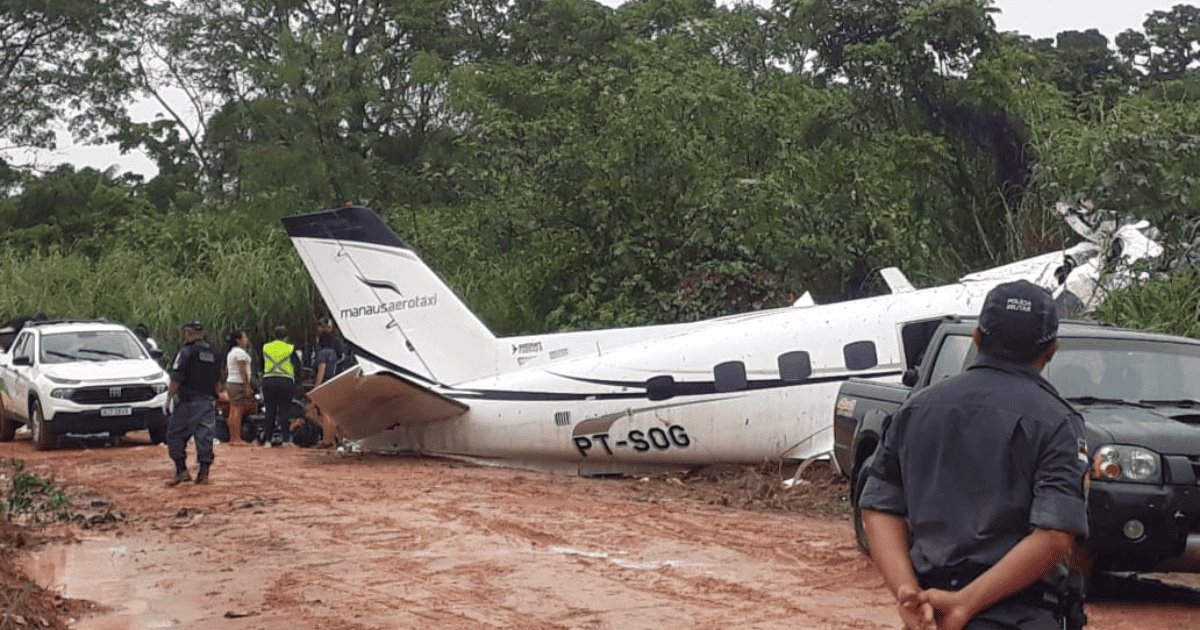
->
<box><xmin>1095</xmin><ymin>270</ymin><xmax>1200</xmax><ymax>339</ymax></box>
<box><xmin>0</xmin><ymin>230</ymin><xmax>318</xmax><ymax>357</ymax></box>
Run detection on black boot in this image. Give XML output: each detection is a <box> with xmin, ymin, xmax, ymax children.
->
<box><xmin>195</xmin><ymin>463</ymin><xmax>210</xmax><ymax>485</ymax></box>
<box><xmin>167</xmin><ymin>469</ymin><xmax>191</xmax><ymax>487</ymax></box>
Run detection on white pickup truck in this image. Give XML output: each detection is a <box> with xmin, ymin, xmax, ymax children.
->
<box><xmin>0</xmin><ymin>319</ymin><xmax>170</xmax><ymax>449</ymax></box>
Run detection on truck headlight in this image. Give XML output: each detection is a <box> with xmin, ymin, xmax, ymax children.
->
<box><xmin>151</xmin><ymin>383</ymin><xmax>168</xmax><ymax>394</ymax></box>
<box><xmin>49</xmin><ymin>388</ymin><xmax>76</xmax><ymax>399</ymax></box>
<box><xmin>1094</xmin><ymin>445</ymin><xmax>1161</xmax><ymax>483</ymax></box>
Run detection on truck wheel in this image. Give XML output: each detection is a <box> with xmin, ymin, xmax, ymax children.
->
<box><xmin>0</xmin><ymin>397</ymin><xmax>15</xmax><ymax>442</ymax></box>
<box><xmin>30</xmin><ymin>399</ymin><xmax>58</xmax><ymax>451</ymax></box>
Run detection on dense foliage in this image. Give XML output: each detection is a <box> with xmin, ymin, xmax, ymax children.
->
<box><xmin>2</xmin><ymin>0</ymin><xmax>1200</xmax><ymax>350</ymax></box>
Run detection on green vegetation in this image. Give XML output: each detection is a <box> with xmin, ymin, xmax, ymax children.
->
<box><xmin>1097</xmin><ymin>270</ymin><xmax>1200</xmax><ymax>338</ymax></box>
<box><xmin>2</xmin><ymin>461</ymin><xmax>71</xmax><ymax>522</ymax></box>
<box><xmin>1</xmin><ymin>0</ymin><xmax>1199</xmax><ymax>344</ymax></box>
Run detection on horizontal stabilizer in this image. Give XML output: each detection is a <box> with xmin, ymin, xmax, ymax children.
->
<box><xmin>879</xmin><ymin>267</ymin><xmax>915</xmax><ymax>294</ymax></box>
<box><xmin>307</xmin><ymin>367</ymin><xmax>468</xmax><ymax>441</ymax></box>
<box><xmin>792</xmin><ymin>291</ymin><xmax>816</xmax><ymax>307</ymax></box>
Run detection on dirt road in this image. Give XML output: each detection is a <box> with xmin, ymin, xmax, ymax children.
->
<box><xmin>4</xmin><ymin>434</ymin><xmax>1199</xmax><ymax>629</ymax></box>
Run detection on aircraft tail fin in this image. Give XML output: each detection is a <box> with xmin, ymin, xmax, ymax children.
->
<box><xmin>283</xmin><ymin>207</ymin><xmax>500</xmax><ymax>386</ymax></box>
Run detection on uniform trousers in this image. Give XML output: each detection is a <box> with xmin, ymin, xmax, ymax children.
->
<box><xmin>167</xmin><ymin>396</ymin><xmax>216</xmax><ymax>466</ymax></box>
<box><xmin>261</xmin><ymin>377</ymin><xmax>294</xmax><ymax>443</ymax></box>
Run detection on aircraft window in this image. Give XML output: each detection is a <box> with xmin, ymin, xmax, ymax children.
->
<box><xmin>844</xmin><ymin>341</ymin><xmax>878</xmax><ymax>370</ymax></box>
<box><xmin>777</xmin><ymin>351</ymin><xmax>812</xmax><ymax>382</ymax></box>
<box><xmin>646</xmin><ymin>375</ymin><xmax>676</xmax><ymax>401</ymax></box>
<box><xmin>713</xmin><ymin>361</ymin><xmax>747</xmax><ymax>392</ymax></box>
<box><xmin>928</xmin><ymin>335</ymin><xmax>973</xmax><ymax>383</ymax></box>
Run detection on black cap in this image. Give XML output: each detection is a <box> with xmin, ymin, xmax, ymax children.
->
<box><xmin>978</xmin><ymin>280</ymin><xmax>1058</xmax><ymax>348</ymax></box>
<box><xmin>183</xmin><ymin>320</ymin><xmax>205</xmax><ymax>332</ymax></box>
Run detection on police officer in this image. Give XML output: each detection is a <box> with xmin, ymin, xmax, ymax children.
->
<box><xmin>261</xmin><ymin>325</ymin><xmax>301</xmax><ymax>446</ymax></box>
<box><xmin>859</xmin><ymin>280</ymin><xmax>1089</xmax><ymax>630</ymax></box>
<box><xmin>166</xmin><ymin>320</ymin><xmax>223</xmax><ymax>486</ymax></box>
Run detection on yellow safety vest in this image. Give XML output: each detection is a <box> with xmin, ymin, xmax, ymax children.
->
<box><xmin>262</xmin><ymin>339</ymin><xmax>296</xmax><ymax>379</ymax></box>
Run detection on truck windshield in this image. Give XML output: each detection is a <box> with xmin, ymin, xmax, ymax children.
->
<box><xmin>40</xmin><ymin>331</ymin><xmax>149</xmax><ymax>364</ymax></box>
<box><xmin>1045</xmin><ymin>338</ymin><xmax>1200</xmax><ymax>403</ymax></box>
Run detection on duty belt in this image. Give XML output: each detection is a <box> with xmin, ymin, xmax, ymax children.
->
<box><xmin>177</xmin><ymin>390</ymin><xmax>216</xmax><ymax>403</ymax></box>
<box><xmin>918</xmin><ymin>563</ymin><xmax>1062</xmax><ymax>613</ymax></box>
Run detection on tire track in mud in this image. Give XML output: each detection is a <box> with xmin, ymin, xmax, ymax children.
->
<box><xmin>414</xmin><ymin>476</ymin><xmax>892</xmax><ymax>629</ymax></box>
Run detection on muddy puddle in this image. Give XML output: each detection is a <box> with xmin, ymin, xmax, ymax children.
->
<box><xmin>19</xmin><ymin>537</ymin><xmax>211</xmax><ymax>629</ymax></box>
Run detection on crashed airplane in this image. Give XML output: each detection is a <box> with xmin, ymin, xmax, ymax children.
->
<box><xmin>282</xmin><ymin>204</ymin><xmax>1163</xmax><ymax>475</ymax></box>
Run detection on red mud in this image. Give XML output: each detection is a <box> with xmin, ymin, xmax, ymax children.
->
<box><xmin>2</xmin><ymin>434</ymin><xmax>1197</xmax><ymax>629</ymax></box>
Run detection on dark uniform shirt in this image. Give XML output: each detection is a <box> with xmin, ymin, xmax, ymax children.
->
<box><xmin>170</xmin><ymin>340</ymin><xmax>222</xmax><ymax>401</ymax></box>
<box><xmin>315</xmin><ymin>346</ymin><xmax>339</xmax><ymax>381</ymax></box>
<box><xmin>859</xmin><ymin>353</ymin><xmax>1089</xmax><ymax>575</ymax></box>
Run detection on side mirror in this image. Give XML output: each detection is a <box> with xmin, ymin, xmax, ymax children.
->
<box><xmin>150</xmin><ymin>349</ymin><xmax>164</xmax><ymax>361</ymax></box>
<box><xmin>901</xmin><ymin>368</ymin><xmax>919</xmax><ymax>388</ymax></box>
<box><xmin>11</xmin><ymin>355</ymin><xmax>32</xmax><ymax>367</ymax></box>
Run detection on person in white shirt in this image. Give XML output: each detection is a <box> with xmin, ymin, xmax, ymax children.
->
<box><xmin>223</xmin><ymin>330</ymin><xmax>256</xmax><ymax>445</ymax></box>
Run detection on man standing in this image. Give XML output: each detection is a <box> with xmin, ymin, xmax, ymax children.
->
<box><xmin>859</xmin><ymin>280</ymin><xmax>1090</xmax><ymax>629</ymax></box>
<box><xmin>261</xmin><ymin>325</ymin><xmax>300</xmax><ymax>446</ymax></box>
<box><xmin>316</xmin><ymin>316</ymin><xmax>349</xmax><ymax>374</ymax></box>
<box><xmin>133</xmin><ymin>323</ymin><xmax>159</xmax><ymax>354</ymax></box>
<box><xmin>166</xmin><ymin>321</ymin><xmax>222</xmax><ymax>486</ymax></box>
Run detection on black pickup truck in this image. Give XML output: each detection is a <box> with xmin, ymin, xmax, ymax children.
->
<box><xmin>834</xmin><ymin>317</ymin><xmax>1200</xmax><ymax>575</ymax></box>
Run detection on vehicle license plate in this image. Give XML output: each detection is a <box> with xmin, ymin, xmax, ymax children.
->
<box><xmin>100</xmin><ymin>407</ymin><xmax>133</xmax><ymax>417</ymax></box>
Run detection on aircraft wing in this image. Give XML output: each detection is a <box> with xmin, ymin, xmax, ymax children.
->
<box><xmin>307</xmin><ymin>366</ymin><xmax>468</xmax><ymax>441</ymax></box>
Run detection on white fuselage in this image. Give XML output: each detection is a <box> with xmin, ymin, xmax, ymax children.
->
<box><xmin>287</xmin><ymin>205</ymin><xmax>1161</xmax><ymax>475</ymax></box>
<box><xmin>343</xmin><ymin>281</ymin><xmax>999</xmax><ymax>473</ymax></box>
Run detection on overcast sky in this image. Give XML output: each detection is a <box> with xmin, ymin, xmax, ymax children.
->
<box><xmin>7</xmin><ymin>0</ymin><xmax>1186</xmax><ymax>179</ymax></box>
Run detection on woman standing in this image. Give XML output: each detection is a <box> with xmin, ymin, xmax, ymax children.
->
<box><xmin>224</xmin><ymin>330</ymin><xmax>257</xmax><ymax>445</ymax></box>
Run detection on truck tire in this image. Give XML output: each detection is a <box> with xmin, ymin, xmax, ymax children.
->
<box><xmin>0</xmin><ymin>397</ymin><xmax>15</xmax><ymax>442</ymax></box>
<box><xmin>30</xmin><ymin>399</ymin><xmax>58</xmax><ymax>451</ymax></box>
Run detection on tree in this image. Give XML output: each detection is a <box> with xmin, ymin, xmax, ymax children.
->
<box><xmin>1045</xmin><ymin>29</ymin><xmax>1134</xmax><ymax>107</ymax></box>
<box><xmin>1117</xmin><ymin>4</ymin><xmax>1200</xmax><ymax>81</ymax></box>
<box><xmin>0</xmin><ymin>165</ymin><xmax>155</xmax><ymax>253</ymax></box>
<box><xmin>127</xmin><ymin>0</ymin><xmax>504</xmax><ymax>208</ymax></box>
<box><xmin>0</xmin><ymin>0</ymin><xmax>145</xmax><ymax>151</ymax></box>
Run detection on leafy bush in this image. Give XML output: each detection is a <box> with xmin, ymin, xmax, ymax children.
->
<box><xmin>1</xmin><ymin>460</ymin><xmax>70</xmax><ymax>522</ymax></box>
